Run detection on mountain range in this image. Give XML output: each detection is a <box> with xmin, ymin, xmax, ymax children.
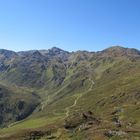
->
<box><xmin>0</xmin><ymin>46</ymin><xmax>140</xmax><ymax>140</ymax></box>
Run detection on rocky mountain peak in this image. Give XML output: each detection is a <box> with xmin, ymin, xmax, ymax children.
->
<box><xmin>0</xmin><ymin>49</ymin><xmax>17</xmax><ymax>59</ymax></box>
<box><xmin>47</xmin><ymin>47</ymin><xmax>69</xmax><ymax>55</ymax></box>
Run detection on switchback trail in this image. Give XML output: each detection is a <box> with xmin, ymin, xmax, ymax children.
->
<box><xmin>65</xmin><ymin>79</ymin><xmax>94</xmax><ymax>118</ymax></box>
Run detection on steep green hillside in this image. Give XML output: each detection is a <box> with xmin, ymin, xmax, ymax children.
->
<box><xmin>0</xmin><ymin>46</ymin><xmax>139</xmax><ymax>140</ymax></box>
<box><xmin>0</xmin><ymin>84</ymin><xmax>40</xmax><ymax>128</ymax></box>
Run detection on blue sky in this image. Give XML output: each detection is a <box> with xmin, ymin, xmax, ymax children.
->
<box><xmin>0</xmin><ymin>0</ymin><xmax>140</xmax><ymax>52</ymax></box>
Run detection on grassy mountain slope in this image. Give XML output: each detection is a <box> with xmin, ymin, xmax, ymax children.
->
<box><xmin>0</xmin><ymin>84</ymin><xmax>40</xmax><ymax>128</ymax></box>
<box><xmin>0</xmin><ymin>46</ymin><xmax>140</xmax><ymax>140</ymax></box>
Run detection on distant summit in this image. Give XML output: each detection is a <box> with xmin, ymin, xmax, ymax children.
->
<box><xmin>0</xmin><ymin>49</ymin><xmax>17</xmax><ymax>59</ymax></box>
<box><xmin>1</xmin><ymin>46</ymin><xmax>140</xmax><ymax>61</ymax></box>
<box><xmin>40</xmin><ymin>46</ymin><xmax>69</xmax><ymax>55</ymax></box>
<box><xmin>101</xmin><ymin>46</ymin><xmax>140</xmax><ymax>57</ymax></box>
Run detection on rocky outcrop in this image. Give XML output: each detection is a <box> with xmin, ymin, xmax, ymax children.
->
<box><xmin>64</xmin><ymin>111</ymin><xmax>100</xmax><ymax>130</ymax></box>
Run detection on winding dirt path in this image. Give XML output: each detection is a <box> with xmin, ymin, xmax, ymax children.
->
<box><xmin>65</xmin><ymin>94</ymin><xmax>82</xmax><ymax>118</ymax></box>
<box><xmin>41</xmin><ymin>95</ymin><xmax>50</xmax><ymax>110</ymax></box>
<box><xmin>65</xmin><ymin>79</ymin><xmax>94</xmax><ymax>118</ymax></box>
